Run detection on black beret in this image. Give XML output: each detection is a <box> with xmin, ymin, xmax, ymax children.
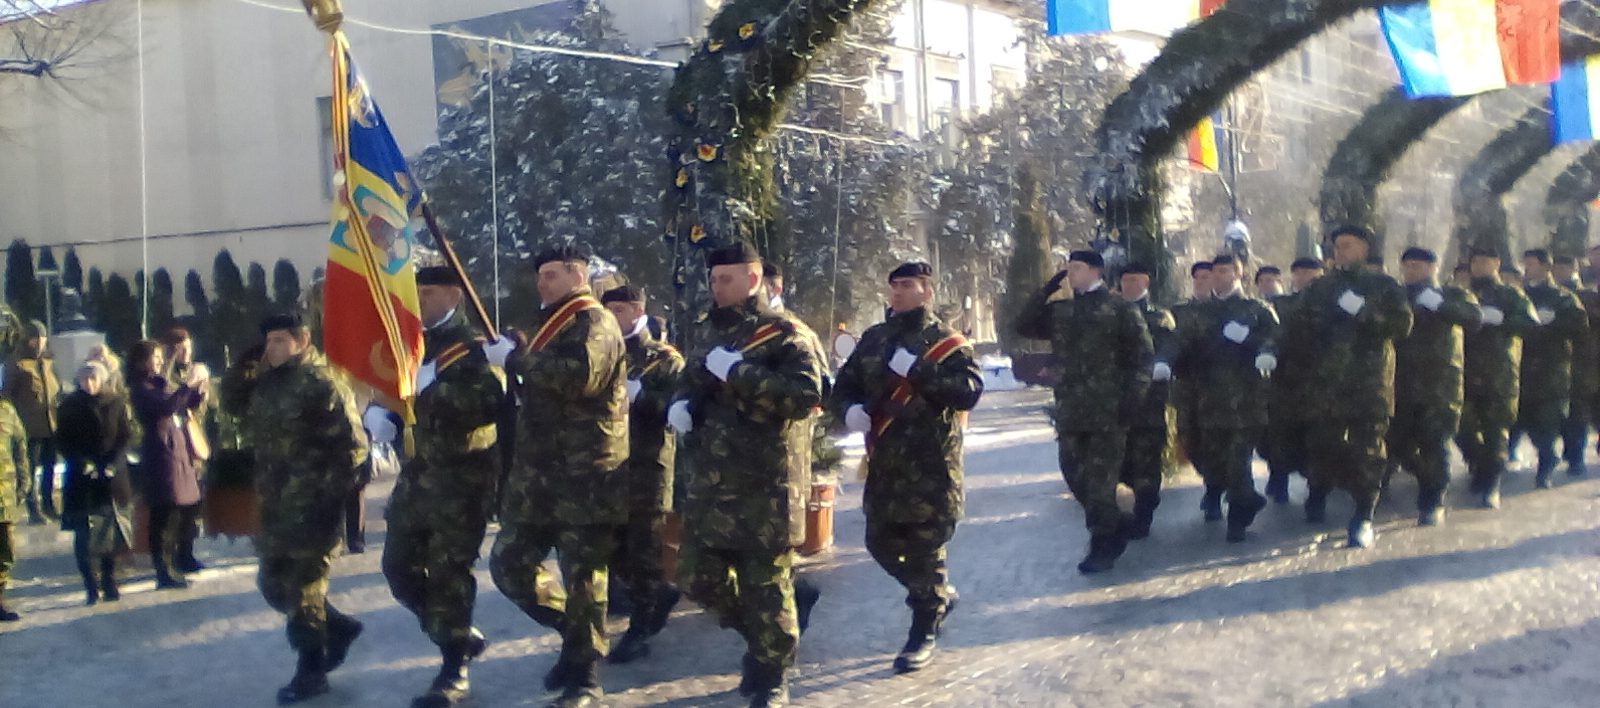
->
<box><xmin>1255</xmin><ymin>265</ymin><xmax>1282</xmax><ymax>276</ymax></box>
<box><xmin>1468</xmin><ymin>247</ymin><xmax>1501</xmax><ymax>260</ymax></box>
<box><xmin>1555</xmin><ymin>254</ymin><xmax>1579</xmax><ymax>266</ymax></box>
<box><xmin>707</xmin><ymin>242</ymin><xmax>761</xmax><ymax>268</ymax></box>
<box><xmin>601</xmin><ymin>285</ymin><xmax>645</xmax><ymax>304</ymax></box>
<box><xmin>259</xmin><ymin>312</ymin><xmax>304</xmax><ymax>336</ymax></box>
<box><xmin>533</xmin><ymin>243</ymin><xmax>590</xmax><ymax>271</ymax></box>
<box><xmin>1290</xmin><ymin>257</ymin><xmax>1324</xmax><ymax>271</ymax></box>
<box><xmin>416</xmin><ymin>265</ymin><xmax>461</xmax><ymax>287</ymax></box>
<box><xmin>888</xmin><ymin>261</ymin><xmax>934</xmax><ymax>282</ymax></box>
<box><xmin>1190</xmin><ymin>261</ymin><xmax>1214</xmax><ymax>276</ymax></box>
<box><xmin>762</xmin><ymin>261</ymin><xmax>783</xmax><ymax>280</ymax></box>
<box><xmin>1328</xmin><ymin>224</ymin><xmax>1374</xmax><ymax>243</ymax></box>
<box><xmin>1122</xmin><ymin>262</ymin><xmax>1152</xmax><ymax>276</ymax></box>
<box><xmin>1523</xmin><ymin>248</ymin><xmax>1551</xmax><ymax>264</ymax></box>
<box><xmin>1068</xmin><ymin>250</ymin><xmax>1104</xmax><ymax>269</ymax></box>
<box><xmin>1212</xmin><ymin>254</ymin><xmax>1239</xmax><ymax>267</ymax></box>
<box><xmin>1400</xmin><ymin>247</ymin><xmax>1437</xmax><ymax>263</ymax></box>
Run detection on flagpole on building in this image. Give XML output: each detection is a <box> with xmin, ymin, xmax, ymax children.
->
<box><xmin>137</xmin><ymin>0</ymin><xmax>150</xmax><ymax>337</ymax></box>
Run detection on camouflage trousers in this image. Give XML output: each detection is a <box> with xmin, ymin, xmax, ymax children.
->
<box><xmin>0</xmin><ymin>522</ymin><xmax>13</xmax><ymax>589</ymax></box>
<box><xmin>1457</xmin><ymin>396</ymin><xmax>1511</xmax><ymax>493</ymax></box>
<box><xmin>1264</xmin><ymin>416</ymin><xmax>1312</xmax><ymax>480</ymax></box>
<box><xmin>1562</xmin><ymin>397</ymin><xmax>1591</xmax><ymax>468</ymax></box>
<box><xmin>678</xmin><ymin>540</ymin><xmax>799</xmax><ymax>671</ymax></box>
<box><xmin>258</xmin><ymin>553</ymin><xmax>354</xmax><ymax>652</ymax></box>
<box><xmin>864</xmin><ymin>515</ymin><xmax>956</xmax><ymax>615</ymax></box>
<box><xmin>490</xmin><ymin>523</ymin><xmax>615</xmax><ymax>665</ymax></box>
<box><xmin>381</xmin><ymin>514</ymin><xmax>488</xmax><ymax>649</ymax></box>
<box><xmin>612</xmin><ymin>510</ymin><xmax>670</xmax><ymax>628</ymax></box>
<box><xmin>1306</xmin><ymin>420</ymin><xmax>1388</xmax><ymax>521</ymax></box>
<box><xmin>1517</xmin><ymin>398</ymin><xmax>1569</xmax><ymax>473</ymax></box>
<box><xmin>1387</xmin><ymin>403</ymin><xmax>1455</xmax><ymax>511</ymax></box>
<box><xmin>1198</xmin><ymin>426</ymin><xmax>1264</xmax><ymax>509</ymax></box>
<box><xmin>1119</xmin><ymin>426</ymin><xmax>1169</xmax><ymax>497</ymax></box>
<box><xmin>1057</xmin><ymin>429</ymin><xmax>1127</xmax><ymax>538</ymax></box>
<box><xmin>1176</xmin><ymin>405</ymin><xmax>1219</xmax><ymax>492</ymax></box>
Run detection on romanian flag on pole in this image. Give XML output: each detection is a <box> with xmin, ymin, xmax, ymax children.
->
<box><xmin>1187</xmin><ymin>115</ymin><xmax>1221</xmax><ymax>172</ymax></box>
<box><xmin>1552</xmin><ymin>56</ymin><xmax>1600</xmax><ymax>144</ymax></box>
<box><xmin>1379</xmin><ymin>0</ymin><xmax>1559</xmax><ymax>99</ymax></box>
<box><xmin>1046</xmin><ymin>0</ymin><xmax>1225</xmax><ymax>37</ymax></box>
<box><xmin>322</xmin><ymin>31</ymin><xmax>426</xmax><ymax>413</ymax></box>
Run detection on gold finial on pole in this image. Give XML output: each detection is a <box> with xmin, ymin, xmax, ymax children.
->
<box><xmin>301</xmin><ymin>0</ymin><xmax>345</xmax><ymax>34</ymax></box>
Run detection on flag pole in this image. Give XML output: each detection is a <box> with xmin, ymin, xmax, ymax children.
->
<box><xmin>421</xmin><ymin>202</ymin><xmax>497</xmax><ymax>336</ymax></box>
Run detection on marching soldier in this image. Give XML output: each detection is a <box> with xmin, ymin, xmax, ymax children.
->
<box><xmin>1254</xmin><ymin>265</ymin><xmax>1284</xmax><ymax>298</ymax></box>
<box><xmin>0</xmin><ymin>398</ymin><xmax>27</xmax><ymax>622</ymax></box>
<box><xmin>220</xmin><ymin>313</ymin><xmax>369</xmax><ymax>704</ymax></box>
<box><xmin>1389</xmin><ymin>248</ymin><xmax>1481</xmax><ymax>526</ymax></box>
<box><xmin>667</xmin><ymin>242</ymin><xmax>826</xmax><ymax>708</ymax></box>
<box><xmin>1172</xmin><ymin>262</ymin><xmax>1221</xmax><ymax>520</ymax></box>
<box><xmin>1515</xmin><ymin>249</ymin><xmax>1588</xmax><ymax>489</ymax></box>
<box><xmin>829</xmin><ymin>261</ymin><xmax>982</xmax><ymax>674</ymax></box>
<box><xmin>1017</xmin><ymin>251</ymin><xmax>1153</xmax><ymax>573</ymax></box>
<box><xmin>1458</xmin><ymin>248</ymin><xmax>1537</xmax><ymax>509</ymax></box>
<box><xmin>1159</xmin><ymin>255</ymin><xmax>1277</xmax><ymax>542</ymax></box>
<box><xmin>1117</xmin><ymin>263</ymin><xmax>1175</xmax><ymax>539</ymax></box>
<box><xmin>600</xmin><ymin>285</ymin><xmax>685</xmax><ymax>664</ymax></box>
<box><xmin>380</xmin><ymin>266</ymin><xmax>505</xmax><ymax>708</ymax></box>
<box><xmin>1555</xmin><ymin>254</ymin><xmax>1599</xmax><ymax>477</ymax></box>
<box><xmin>1281</xmin><ymin>226</ymin><xmax>1411</xmax><ymax>548</ymax></box>
<box><xmin>491</xmin><ymin>245</ymin><xmax>628</xmax><ymax>708</ymax></box>
<box><xmin>1264</xmin><ymin>257</ymin><xmax>1324</xmax><ymax>503</ymax></box>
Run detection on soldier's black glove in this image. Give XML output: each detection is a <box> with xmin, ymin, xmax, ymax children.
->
<box><xmin>1044</xmin><ymin>270</ymin><xmax>1070</xmax><ymax>295</ymax></box>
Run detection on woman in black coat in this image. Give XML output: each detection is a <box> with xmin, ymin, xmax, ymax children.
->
<box><xmin>58</xmin><ymin>361</ymin><xmax>132</xmax><ymax>605</ymax></box>
<box><xmin>128</xmin><ymin>340</ymin><xmax>205</xmax><ymax>590</ymax></box>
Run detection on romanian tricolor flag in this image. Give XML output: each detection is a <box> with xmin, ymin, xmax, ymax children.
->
<box><xmin>1187</xmin><ymin>115</ymin><xmax>1221</xmax><ymax>172</ymax></box>
<box><xmin>1379</xmin><ymin>0</ymin><xmax>1559</xmax><ymax>99</ymax></box>
<box><xmin>1552</xmin><ymin>57</ymin><xmax>1600</xmax><ymax>144</ymax></box>
<box><xmin>1046</xmin><ymin>0</ymin><xmax>1225</xmax><ymax>38</ymax></box>
<box><xmin>322</xmin><ymin>32</ymin><xmax>426</xmax><ymax>413</ymax></box>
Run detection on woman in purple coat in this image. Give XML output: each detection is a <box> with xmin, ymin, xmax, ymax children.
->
<box><xmin>128</xmin><ymin>340</ymin><xmax>205</xmax><ymax>590</ymax></box>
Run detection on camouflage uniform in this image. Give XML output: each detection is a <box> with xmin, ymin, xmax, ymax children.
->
<box><xmin>1169</xmin><ymin>299</ymin><xmax>1218</xmax><ymax>495</ymax></box>
<box><xmin>1122</xmin><ymin>298</ymin><xmax>1175</xmax><ymax>530</ymax></box>
<box><xmin>614</xmin><ymin>325</ymin><xmax>684</xmax><ymax>630</ymax></box>
<box><xmin>1458</xmin><ymin>277</ymin><xmax>1536</xmax><ymax>495</ymax></box>
<box><xmin>382</xmin><ymin>310</ymin><xmax>503</xmax><ymax>650</ymax></box>
<box><xmin>491</xmin><ymin>288</ymin><xmax>629</xmax><ymax>666</ymax></box>
<box><xmin>0</xmin><ymin>400</ymin><xmax>29</xmax><ymax>608</ymax></box>
<box><xmin>828</xmin><ymin>307</ymin><xmax>982</xmax><ymax>615</ymax></box>
<box><xmin>1265</xmin><ymin>291</ymin><xmax>1313</xmax><ymax>491</ymax></box>
<box><xmin>1162</xmin><ymin>289</ymin><xmax>1277</xmax><ymax>526</ymax></box>
<box><xmin>1516</xmin><ymin>276</ymin><xmax>1589</xmax><ymax>479</ymax></box>
<box><xmin>1565</xmin><ymin>280</ymin><xmax>1600</xmax><ymax>470</ymax></box>
<box><xmin>675</xmin><ymin>297</ymin><xmax>825</xmax><ymax>673</ymax></box>
<box><xmin>1017</xmin><ymin>284</ymin><xmax>1154</xmax><ymax>540</ymax></box>
<box><xmin>1281</xmin><ymin>264</ymin><xmax>1412</xmax><ymax>524</ymax></box>
<box><xmin>220</xmin><ymin>347</ymin><xmax>368</xmax><ymax>654</ymax></box>
<box><xmin>1390</xmin><ymin>283</ymin><xmax>1481</xmax><ymax>512</ymax></box>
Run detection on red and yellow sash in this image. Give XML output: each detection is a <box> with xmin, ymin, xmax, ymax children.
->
<box><xmin>867</xmin><ymin>333</ymin><xmax>969</xmax><ymax>456</ymax></box>
<box><xmin>431</xmin><ymin>339</ymin><xmax>483</xmax><ymax>375</ymax></box>
<box><xmin>526</xmin><ymin>296</ymin><xmax>601</xmax><ymax>353</ymax></box>
<box><xmin>741</xmin><ymin>323</ymin><xmax>785</xmax><ymax>353</ymax></box>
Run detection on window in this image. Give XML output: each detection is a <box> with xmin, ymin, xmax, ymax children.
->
<box><xmin>878</xmin><ymin>69</ymin><xmax>906</xmax><ymax>131</ymax></box>
<box><xmin>931</xmin><ymin>77</ymin><xmax>961</xmax><ymax>133</ymax></box>
<box><xmin>316</xmin><ymin>96</ymin><xmax>334</xmax><ymax>201</ymax></box>
<box><xmin>991</xmin><ymin>67</ymin><xmax>1022</xmax><ymax>99</ymax></box>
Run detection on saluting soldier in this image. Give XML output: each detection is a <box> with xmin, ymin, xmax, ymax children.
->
<box><xmin>1117</xmin><ymin>263</ymin><xmax>1175</xmax><ymax>539</ymax></box>
<box><xmin>1390</xmin><ymin>248</ymin><xmax>1481</xmax><ymax>526</ymax></box>
<box><xmin>490</xmin><ymin>245</ymin><xmax>628</xmax><ymax>708</ymax></box>
<box><xmin>1281</xmin><ymin>226</ymin><xmax>1411</xmax><ymax>548</ymax></box>
<box><xmin>1458</xmin><ymin>248</ymin><xmax>1537</xmax><ymax>509</ymax></box>
<box><xmin>1159</xmin><ymin>255</ymin><xmax>1277</xmax><ymax>542</ymax></box>
<box><xmin>220</xmin><ymin>313</ymin><xmax>369</xmax><ymax>705</ymax></box>
<box><xmin>1555</xmin><ymin>254</ymin><xmax>1599</xmax><ymax>477</ymax></box>
<box><xmin>667</xmin><ymin>242</ymin><xmax>826</xmax><ymax>708</ymax></box>
<box><xmin>1515</xmin><ymin>249</ymin><xmax>1589</xmax><ymax>489</ymax></box>
<box><xmin>380</xmin><ymin>266</ymin><xmax>506</xmax><ymax>708</ymax></box>
<box><xmin>600</xmin><ymin>285</ymin><xmax>685</xmax><ymax>664</ymax></box>
<box><xmin>1171</xmin><ymin>261</ymin><xmax>1222</xmax><ymax>520</ymax></box>
<box><xmin>1017</xmin><ymin>250</ymin><xmax>1154</xmax><ymax>574</ymax></box>
<box><xmin>1263</xmin><ymin>257</ymin><xmax>1324</xmax><ymax>504</ymax></box>
<box><xmin>829</xmin><ymin>261</ymin><xmax>982</xmax><ymax>674</ymax></box>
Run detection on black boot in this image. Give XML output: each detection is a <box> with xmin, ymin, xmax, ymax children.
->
<box><xmin>152</xmin><ymin>550</ymin><xmax>188</xmax><ymax>590</ymax></box>
<box><xmin>412</xmin><ymin>632</ymin><xmax>486</xmax><ymax>708</ymax></box>
<box><xmin>1417</xmin><ymin>487</ymin><xmax>1445</xmax><ymax>527</ymax></box>
<box><xmin>544</xmin><ymin>658</ymin><xmax>575</xmax><ymax>693</ymax></box>
<box><xmin>548</xmin><ymin>661</ymin><xmax>602</xmax><ymax>708</ymax></box>
<box><xmin>1265</xmin><ymin>472</ymin><xmax>1290</xmax><ymax>505</ymax></box>
<box><xmin>737</xmin><ymin>652</ymin><xmax>758</xmax><ymax>697</ymax></box>
<box><xmin>608</xmin><ymin>625</ymin><xmax>653</xmax><ymax>664</ymax></box>
<box><xmin>1127</xmin><ymin>491</ymin><xmax>1160</xmax><ymax>540</ymax></box>
<box><xmin>1304</xmin><ymin>488</ymin><xmax>1328</xmax><ymax>523</ymax></box>
<box><xmin>644</xmin><ymin>585</ymin><xmax>682</xmax><ymax>636</ymax></box>
<box><xmin>1477</xmin><ymin>475</ymin><xmax>1502</xmax><ymax>509</ymax></box>
<box><xmin>1535</xmin><ymin>463</ymin><xmax>1556</xmax><ymax>489</ymax></box>
<box><xmin>100</xmin><ymin>557</ymin><xmax>120</xmax><ymax>602</ymax></box>
<box><xmin>892</xmin><ymin>607</ymin><xmax>940</xmax><ymax>674</ymax></box>
<box><xmin>1347</xmin><ymin>519</ymin><xmax>1376</xmax><ymax>549</ymax></box>
<box><xmin>26</xmin><ymin>498</ymin><xmax>44</xmax><ymax>525</ymax></box>
<box><xmin>1225</xmin><ymin>492</ymin><xmax>1266</xmax><ymax>543</ymax></box>
<box><xmin>83</xmin><ymin>577</ymin><xmax>99</xmax><ymax>607</ymax></box>
<box><xmin>1200</xmin><ymin>487</ymin><xmax>1223</xmax><ymax>522</ymax></box>
<box><xmin>276</xmin><ymin>648</ymin><xmax>331</xmax><ymax>705</ymax></box>
<box><xmin>1076</xmin><ymin>532</ymin><xmax>1127</xmax><ymax>575</ymax></box>
<box><xmin>747</xmin><ymin>662</ymin><xmax>789</xmax><ymax>708</ymax></box>
<box><xmin>795</xmin><ymin>579</ymin><xmax>821</xmax><ymax>635</ymax></box>
<box><xmin>324</xmin><ymin>611</ymin><xmax>364</xmax><ymax>672</ymax></box>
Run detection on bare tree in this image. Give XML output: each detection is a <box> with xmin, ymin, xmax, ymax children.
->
<box><xmin>0</xmin><ymin>0</ymin><xmax>126</xmax><ymax>83</ymax></box>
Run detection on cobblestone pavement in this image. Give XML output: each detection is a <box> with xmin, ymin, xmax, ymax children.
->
<box><xmin>4</xmin><ymin>389</ymin><xmax>1600</xmax><ymax>707</ymax></box>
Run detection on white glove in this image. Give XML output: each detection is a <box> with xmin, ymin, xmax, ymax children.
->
<box><xmin>1536</xmin><ymin>308</ymin><xmax>1556</xmax><ymax>326</ymax></box>
<box><xmin>1338</xmin><ymin>289</ymin><xmax>1366</xmax><ymax>316</ymax></box>
<box><xmin>705</xmin><ymin>347</ymin><xmax>743</xmax><ymax>382</ymax></box>
<box><xmin>483</xmin><ymin>337</ymin><xmax>516</xmax><ymax>367</ymax></box>
<box><xmin>625</xmin><ymin>379</ymin><xmax>642</xmax><ymax>404</ymax></box>
<box><xmin>1222</xmin><ymin>321</ymin><xmax>1251</xmax><ymax>344</ymax></box>
<box><xmin>1152</xmin><ymin>362</ymin><xmax>1172</xmax><ymax>381</ymax></box>
<box><xmin>1255</xmin><ymin>353</ymin><xmax>1278</xmax><ymax>375</ymax></box>
<box><xmin>667</xmin><ymin>400</ymin><xmax>693</xmax><ymax>434</ymax></box>
<box><xmin>415</xmin><ymin>361</ymin><xmax>438</xmax><ymax>393</ymax></box>
<box><xmin>1481</xmin><ymin>306</ymin><xmax>1505</xmax><ymax>326</ymax></box>
<box><xmin>362</xmin><ymin>407</ymin><xmax>397</xmax><ymax>445</ymax></box>
<box><xmin>1416</xmin><ymin>288</ymin><xmax>1444</xmax><ymax>311</ymax></box>
<box><xmin>844</xmin><ymin>403</ymin><xmax>871</xmax><ymax>433</ymax></box>
<box><xmin>888</xmin><ymin>347</ymin><xmax>918</xmax><ymax>377</ymax></box>
<box><xmin>186</xmin><ymin>363</ymin><xmax>212</xmax><ymax>388</ymax></box>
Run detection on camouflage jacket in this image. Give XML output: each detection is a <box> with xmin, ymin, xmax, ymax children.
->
<box><xmin>392</xmin><ymin>310</ymin><xmax>504</xmax><ymax>528</ymax></box>
<box><xmin>827</xmin><ymin>307</ymin><xmax>982</xmax><ymax>524</ymax></box>
<box><xmin>1281</xmin><ymin>265</ymin><xmax>1413</xmax><ymax>421</ymax></box>
<box><xmin>1129</xmin><ymin>298</ymin><xmax>1176</xmax><ymax>429</ymax></box>
<box><xmin>220</xmin><ymin>347</ymin><xmax>367</xmax><ymax>558</ymax></box>
<box><xmin>0</xmin><ymin>400</ymin><xmax>27</xmax><ymax>524</ymax></box>
<box><xmin>1016</xmin><ymin>284</ymin><xmax>1154</xmax><ymax>431</ymax></box>
<box><xmin>1168</xmin><ymin>298</ymin><xmax>1206</xmax><ymax>415</ymax></box>
<box><xmin>1569</xmin><ymin>281</ymin><xmax>1600</xmax><ymax>400</ymax></box>
<box><xmin>1394</xmin><ymin>282</ymin><xmax>1481</xmax><ymax>422</ymax></box>
<box><xmin>1161</xmin><ymin>289</ymin><xmax>1278</xmax><ymax>429</ymax></box>
<box><xmin>624</xmin><ymin>327</ymin><xmax>684</xmax><ymax>514</ymax></box>
<box><xmin>1462</xmin><ymin>276</ymin><xmax>1536</xmax><ymax>421</ymax></box>
<box><xmin>1518</xmin><ymin>276</ymin><xmax>1589</xmax><ymax>406</ymax></box>
<box><xmin>1268</xmin><ymin>291</ymin><xmax>1314</xmax><ymax>420</ymax></box>
<box><xmin>502</xmin><ymin>288</ymin><xmax>630</xmax><ymax>527</ymax></box>
<box><xmin>676</xmin><ymin>297</ymin><xmax>825</xmax><ymax>552</ymax></box>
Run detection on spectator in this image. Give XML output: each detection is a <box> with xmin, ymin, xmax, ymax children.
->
<box><xmin>57</xmin><ymin>362</ymin><xmax>132</xmax><ymax>605</ymax></box>
<box><xmin>85</xmin><ymin>343</ymin><xmax>127</xmax><ymax>399</ymax></box>
<box><xmin>160</xmin><ymin>328</ymin><xmax>210</xmax><ymax>572</ymax></box>
<box><xmin>128</xmin><ymin>340</ymin><xmax>205</xmax><ymax>590</ymax></box>
<box><xmin>3</xmin><ymin>320</ymin><xmax>61</xmax><ymax>524</ymax></box>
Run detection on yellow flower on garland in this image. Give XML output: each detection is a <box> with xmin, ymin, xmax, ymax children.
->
<box><xmin>690</xmin><ymin>225</ymin><xmax>707</xmax><ymax>243</ymax></box>
<box><xmin>708</xmin><ymin>39</ymin><xmax>725</xmax><ymax>53</ymax></box>
<box><xmin>697</xmin><ymin>143</ymin><xmax>719</xmax><ymax>162</ymax></box>
<box><xmin>675</xmin><ymin>168</ymin><xmax>690</xmax><ymax>188</ymax></box>
<box><xmin>739</xmin><ymin>22</ymin><xmax>758</xmax><ymax>40</ymax></box>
